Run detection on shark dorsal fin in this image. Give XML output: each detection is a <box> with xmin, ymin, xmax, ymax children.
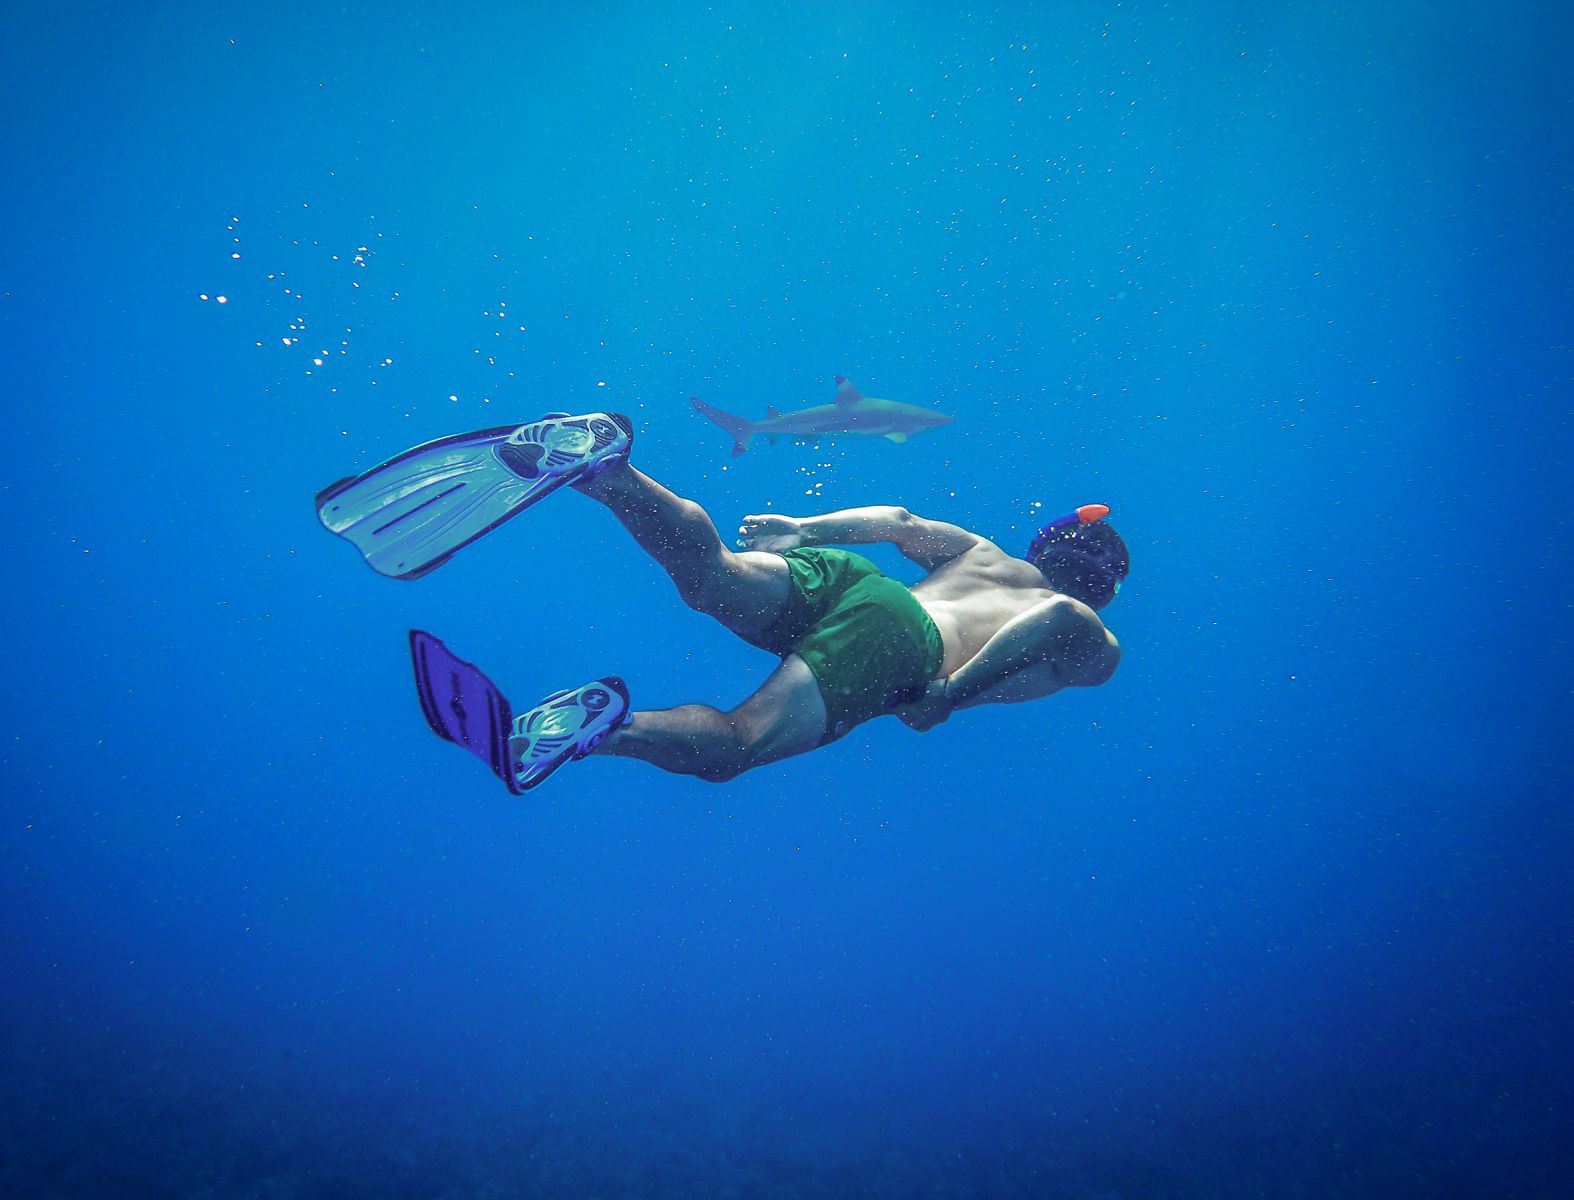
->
<box><xmin>883</xmin><ymin>431</ymin><xmax>908</xmax><ymax>443</ymax></box>
<box><xmin>833</xmin><ymin>375</ymin><xmax>863</xmax><ymax>407</ymax></box>
<box><xmin>765</xmin><ymin>405</ymin><xmax>781</xmax><ymax>419</ymax></box>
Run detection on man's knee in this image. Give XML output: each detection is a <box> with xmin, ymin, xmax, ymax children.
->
<box><xmin>696</xmin><ymin>757</ymin><xmax>745</xmax><ymax>784</ymax></box>
<box><xmin>695</xmin><ymin>717</ymin><xmax>750</xmax><ymax>783</ymax></box>
<box><xmin>675</xmin><ymin>550</ymin><xmax>740</xmax><ymax>615</ymax></box>
<box><xmin>702</xmin><ymin>699</ymin><xmax>819</xmax><ymax>783</ymax></box>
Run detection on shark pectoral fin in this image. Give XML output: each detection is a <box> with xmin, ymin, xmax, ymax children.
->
<box><xmin>833</xmin><ymin>375</ymin><xmax>863</xmax><ymax>406</ymax></box>
<box><xmin>883</xmin><ymin>431</ymin><xmax>909</xmax><ymax>443</ymax></box>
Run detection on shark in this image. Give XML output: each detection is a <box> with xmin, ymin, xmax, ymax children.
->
<box><xmin>692</xmin><ymin>376</ymin><xmax>954</xmax><ymax>457</ymax></box>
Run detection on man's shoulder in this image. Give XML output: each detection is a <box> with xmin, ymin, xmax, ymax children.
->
<box><xmin>952</xmin><ymin>538</ymin><xmax>1040</xmax><ymax>579</ymax></box>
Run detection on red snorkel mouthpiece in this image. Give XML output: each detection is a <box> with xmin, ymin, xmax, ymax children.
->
<box><xmin>1027</xmin><ymin>504</ymin><xmax>1110</xmax><ymax>560</ymax></box>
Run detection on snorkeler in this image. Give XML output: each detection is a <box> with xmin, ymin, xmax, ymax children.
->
<box><xmin>319</xmin><ymin>409</ymin><xmax>1127</xmax><ymax>791</ymax></box>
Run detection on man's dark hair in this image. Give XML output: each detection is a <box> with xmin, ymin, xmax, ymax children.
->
<box><xmin>1028</xmin><ymin>521</ymin><xmax>1130</xmax><ymax>610</ymax></box>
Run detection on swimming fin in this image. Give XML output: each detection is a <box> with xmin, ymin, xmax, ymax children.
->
<box><xmin>317</xmin><ymin>412</ymin><xmax>632</xmax><ymax>579</ymax></box>
<box><xmin>409</xmin><ymin>629</ymin><xmax>629</xmax><ymax>795</ymax></box>
<box><xmin>410</xmin><ymin>629</ymin><xmax>523</xmax><ymax>794</ymax></box>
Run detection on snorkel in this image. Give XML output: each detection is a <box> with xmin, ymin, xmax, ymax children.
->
<box><xmin>1025</xmin><ymin>503</ymin><xmax>1110</xmax><ymax>561</ymax></box>
<box><xmin>1025</xmin><ymin>503</ymin><xmax>1125</xmax><ymax>604</ymax></box>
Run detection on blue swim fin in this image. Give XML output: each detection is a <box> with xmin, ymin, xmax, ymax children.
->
<box><xmin>409</xmin><ymin>630</ymin><xmax>629</xmax><ymax>795</ymax></box>
<box><xmin>317</xmin><ymin>412</ymin><xmax>632</xmax><ymax>579</ymax></box>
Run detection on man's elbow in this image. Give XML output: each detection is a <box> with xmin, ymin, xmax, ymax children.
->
<box><xmin>1087</xmin><ymin>640</ymin><xmax>1121</xmax><ymax>686</ymax></box>
<box><xmin>1043</xmin><ymin>596</ymin><xmax>1120</xmax><ymax>686</ymax></box>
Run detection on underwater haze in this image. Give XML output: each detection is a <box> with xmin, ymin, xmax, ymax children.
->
<box><xmin>2</xmin><ymin>2</ymin><xmax>1571</xmax><ymax>1197</ymax></box>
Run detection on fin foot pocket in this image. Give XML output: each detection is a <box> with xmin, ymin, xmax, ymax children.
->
<box><xmin>509</xmin><ymin>676</ymin><xmax>631</xmax><ymax>791</ymax></box>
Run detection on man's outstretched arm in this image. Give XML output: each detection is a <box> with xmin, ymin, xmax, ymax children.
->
<box><xmin>738</xmin><ymin>506</ymin><xmax>985</xmax><ymax>572</ymax></box>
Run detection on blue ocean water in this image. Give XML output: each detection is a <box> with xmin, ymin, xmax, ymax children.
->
<box><xmin>2</xmin><ymin>2</ymin><xmax>1570</xmax><ymax>1196</ymax></box>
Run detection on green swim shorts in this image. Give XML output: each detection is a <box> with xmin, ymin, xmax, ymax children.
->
<box><xmin>757</xmin><ymin>547</ymin><xmax>945</xmax><ymax>743</ymax></box>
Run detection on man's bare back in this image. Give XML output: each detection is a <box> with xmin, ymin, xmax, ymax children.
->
<box><xmin>912</xmin><ymin>540</ymin><xmax>1121</xmax><ymax>699</ymax></box>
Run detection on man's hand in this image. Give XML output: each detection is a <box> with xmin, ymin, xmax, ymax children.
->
<box><xmin>896</xmin><ymin>678</ymin><xmax>954</xmax><ymax>732</ymax></box>
<box><xmin>737</xmin><ymin>513</ymin><xmax>808</xmax><ymax>553</ymax></box>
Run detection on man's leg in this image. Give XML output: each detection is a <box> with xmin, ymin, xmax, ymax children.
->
<box><xmin>595</xmin><ymin>656</ymin><xmax>827</xmax><ymax>782</ymax></box>
<box><xmin>576</xmin><ymin>465</ymin><xmax>790</xmax><ymax>644</ymax></box>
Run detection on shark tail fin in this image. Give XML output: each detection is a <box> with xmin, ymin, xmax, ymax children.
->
<box><xmin>691</xmin><ymin>395</ymin><xmax>756</xmax><ymax>457</ymax></box>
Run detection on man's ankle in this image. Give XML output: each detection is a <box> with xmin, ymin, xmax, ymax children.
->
<box><xmin>574</xmin><ymin>458</ymin><xmax>632</xmax><ymax>497</ymax></box>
